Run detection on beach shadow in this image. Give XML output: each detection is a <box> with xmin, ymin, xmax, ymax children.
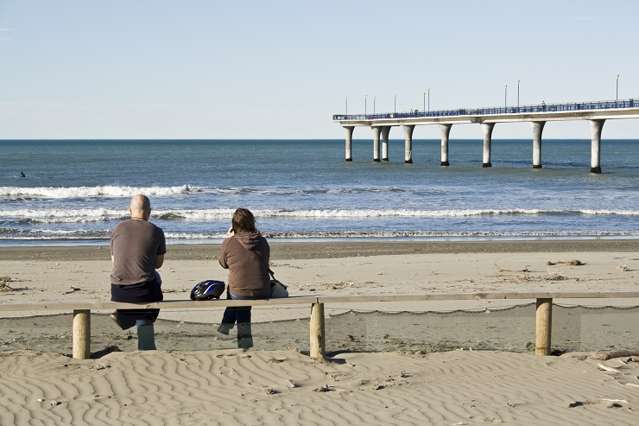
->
<box><xmin>91</xmin><ymin>345</ymin><xmax>122</xmax><ymax>359</ymax></box>
<box><xmin>300</xmin><ymin>350</ymin><xmax>348</xmax><ymax>364</ymax></box>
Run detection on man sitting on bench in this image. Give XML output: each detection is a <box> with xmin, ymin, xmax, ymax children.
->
<box><xmin>110</xmin><ymin>194</ymin><xmax>166</xmax><ymax>350</ymax></box>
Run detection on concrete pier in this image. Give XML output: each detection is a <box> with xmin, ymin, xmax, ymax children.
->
<box><xmin>532</xmin><ymin>121</ymin><xmax>545</xmax><ymax>169</ymax></box>
<box><xmin>403</xmin><ymin>125</ymin><xmax>415</xmax><ymax>163</ymax></box>
<box><xmin>372</xmin><ymin>127</ymin><xmax>381</xmax><ymax>162</ymax></box>
<box><xmin>481</xmin><ymin>123</ymin><xmax>495</xmax><ymax>168</ymax></box>
<box><xmin>590</xmin><ymin>119</ymin><xmax>605</xmax><ymax>173</ymax></box>
<box><xmin>344</xmin><ymin>126</ymin><xmax>354</xmax><ymax>161</ymax></box>
<box><xmin>335</xmin><ymin>98</ymin><xmax>639</xmax><ymax>171</ymax></box>
<box><xmin>439</xmin><ymin>124</ymin><xmax>452</xmax><ymax>166</ymax></box>
<box><xmin>381</xmin><ymin>126</ymin><xmax>390</xmax><ymax>161</ymax></box>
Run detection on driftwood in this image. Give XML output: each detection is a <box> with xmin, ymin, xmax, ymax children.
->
<box><xmin>568</xmin><ymin>398</ymin><xmax>628</xmax><ymax>408</ymax></box>
<box><xmin>591</xmin><ymin>350</ymin><xmax>639</xmax><ymax>361</ymax></box>
<box><xmin>597</xmin><ymin>363</ymin><xmax>621</xmax><ymax>374</ymax></box>
<box><xmin>559</xmin><ymin>352</ymin><xmax>589</xmax><ymax>361</ymax></box>
<box><xmin>547</xmin><ymin>260</ymin><xmax>585</xmax><ymax>266</ymax></box>
<box><xmin>561</xmin><ymin>350</ymin><xmax>639</xmax><ymax>361</ymax></box>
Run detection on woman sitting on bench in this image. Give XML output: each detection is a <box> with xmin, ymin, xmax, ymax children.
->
<box><xmin>217</xmin><ymin>208</ymin><xmax>271</xmax><ymax>349</ymax></box>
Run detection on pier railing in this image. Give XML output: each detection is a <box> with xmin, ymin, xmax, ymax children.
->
<box><xmin>2</xmin><ymin>291</ymin><xmax>639</xmax><ymax>360</ymax></box>
<box><xmin>333</xmin><ymin>98</ymin><xmax>639</xmax><ymax>121</ymax></box>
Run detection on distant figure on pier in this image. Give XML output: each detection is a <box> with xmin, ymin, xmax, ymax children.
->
<box><xmin>217</xmin><ymin>208</ymin><xmax>271</xmax><ymax>349</ymax></box>
<box><xmin>110</xmin><ymin>194</ymin><xmax>166</xmax><ymax>350</ymax></box>
<box><xmin>19</xmin><ymin>171</ymin><xmax>26</xmax><ymax>178</ymax></box>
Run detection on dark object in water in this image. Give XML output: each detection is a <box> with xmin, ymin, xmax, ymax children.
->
<box><xmin>20</xmin><ymin>171</ymin><xmax>26</xmax><ymax>178</ymax></box>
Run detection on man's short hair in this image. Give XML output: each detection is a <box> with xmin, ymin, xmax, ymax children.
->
<box><xmin>130</xmin><ymin>194</ymin><xmax>151</xmax><ymax>214</ymax></box>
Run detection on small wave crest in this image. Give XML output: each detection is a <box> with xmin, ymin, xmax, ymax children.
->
<box><xmin>3</xmin><ymin>207</ymin><xmax>639</xmax><ymax>224</ymax></box>
<box><xmin>1</xmin><ymin>229</ymin><xmax>636</xmax><ymax>241</ymax></box>
<box><xmin>0</xmin><ymin>185</ymin><xmax>432</xmax><ymax>200</ymax></box>
<box><xmin>0</xmin><ymin>185</ymin><xmax>200</xmax><ymax>199</ymax></box>
<box><xmin>0</xmin><ymin>208</ymin><xmax>128</xmax><ymax>223</ymax></box>
<box><xmin>154</xmin><ymin>208</ymin><xmax>639</xmax><ymax>220</ymax></box>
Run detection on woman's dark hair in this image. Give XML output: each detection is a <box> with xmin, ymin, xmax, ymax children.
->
<box><xmin>232</xmin><ymin>208</ymin><xmax>257</xmax><ymax>233</ymax></box>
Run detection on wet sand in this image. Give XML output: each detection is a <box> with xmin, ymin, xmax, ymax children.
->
<box><xmin>1</xmin><ymin>239</ymin><xmax>639</xmax><ymax>261</ymax></box>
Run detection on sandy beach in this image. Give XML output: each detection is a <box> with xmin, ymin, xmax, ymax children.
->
<box><xmin>2</xmin><ymin>240</ymin><xmax>639</xmax><ymax>424</ymax></box>
<box><xmin>1</xmin><ymin>348</ymin><xmax>638</xmax><ymax>425</ymax></box>
<box><xmin>2</xmin><ymin>239</ymin><xmax>639</xmax><ymax>321</ymax></box>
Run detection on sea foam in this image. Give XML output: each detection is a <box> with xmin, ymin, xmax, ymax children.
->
<box><xmin>0</xmin><ymin>185</ymin><xmax>200</xmax><ymax>199</ymax></box>
<box><xmin>1</xmin><ymin>229</ymin><xmax>637</xmax><ymax>241</ymax></box>
<box><xmin>2</xmin><ymin>207</ymin><xmax>639</xmax><ymax>224</ymax></box>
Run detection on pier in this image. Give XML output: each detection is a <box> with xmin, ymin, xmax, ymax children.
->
<box><xmin>333</xmin><ymin>98</ymin><xmax>639</xmax><ymax>173</ymax></box>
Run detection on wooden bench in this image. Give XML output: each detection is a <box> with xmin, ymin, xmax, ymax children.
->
<box><xmin>1</xmin><ymin>291</ymin><xmax>639</xmax><ymax>360</ymax></box>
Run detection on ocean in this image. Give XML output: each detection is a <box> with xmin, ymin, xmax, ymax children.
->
<box><xmin>1</xmin><ymin>139</ymin><xmax>639</xmax><ymax>245</ymax></box>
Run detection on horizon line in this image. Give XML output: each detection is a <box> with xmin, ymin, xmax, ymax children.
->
<box><xmin>1</xmin><ymin>137</ymin><xmax>639</xmax><ymax>142</ymax></box>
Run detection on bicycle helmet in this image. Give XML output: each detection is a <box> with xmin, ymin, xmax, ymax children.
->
<box><xmin>190</xmin><ymin>280</ymin><xmax>225</xmax><ymax>301</ymax></box>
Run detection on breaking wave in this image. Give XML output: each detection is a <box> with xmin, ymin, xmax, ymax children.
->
<box><xmin>0</xmin><ymin>185</ymin><xmax>201</xmax><ymax>199</ymax></box>
<box><xmin>0</xmin><ymin>229</ymin><xmax>636</xmax><ymax>241</ymax></box>
<box><xmin>0</xmin><ymin>185</ymin><xmax>440</xmax><ymax>200</ymax></box>
<box><xmin>3</xmin><ymin>208</ymin><xmax>639</xmax><ymax>224</ymax></box>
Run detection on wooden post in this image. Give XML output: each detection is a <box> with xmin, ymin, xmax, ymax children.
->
<box><xmin>73</xmin><ymin>309</ymin><xmax>91</xmax><ymax>359</ymax></box>
<box><xmin>535</xmin><ymin>298</ymin><xmax>552</xmax><ymax>356</ymax></box>
<box><xmin>309</xmin><ymin>302</ymin><xmax>325</xmax><ymax>360</ymax></box>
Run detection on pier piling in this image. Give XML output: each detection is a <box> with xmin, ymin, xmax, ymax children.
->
<box><xmin>590</xmin><ymin>119</ymin><xmax>605</xmax><ymax>173</ymax></box>
<box><xmin>403</xmin><ymin>125</ymin><xmax>415</xmax><ymax>163</ymax></box>
<box><xmin>381</xmin><ymin>126</ymin><xmax>390</xmax><ymax>161</ymax></box>
<box><xmin>343</xmin><ymin>126</ymin><xmax>354</xmax><ymax>162</ymax></box>
<box><xmin>481</xmin><ymin>123</ymin><xmax>495</xmax><ymax>168</ymax></box>
<box><xmin>372</xmin><ymin>127</ymin><xmax>381</xmax><ymax>162</ymax></box>
<box><xmin>439</xmin><ymin>124</ymin><xmax>452</xmax><ymax>166</ymax></box>
<box><xmin>532</xmin><ymin>121</ymin><xmax>545</xmax><ymax>169</ymax></box>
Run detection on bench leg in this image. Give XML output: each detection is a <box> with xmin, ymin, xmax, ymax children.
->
<box><xmin>309</xmin><ymin>302</ymin><xmax>326</xmax><ymax>360</ymax></box>
<box><xmin>535</xmin><ymin>298</ymin><xmax>552</xmax><ymax>356</ymax></box>
<box><xmin>72</xmin><ymin>309</ymin><xmax>91</xmax><ymax>359</ymax></box>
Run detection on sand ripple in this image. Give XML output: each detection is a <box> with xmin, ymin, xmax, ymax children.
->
<box><xmin>1</xmin><ymin>350</ymin><xmax>638</xmax><ymax>425</ymax></box>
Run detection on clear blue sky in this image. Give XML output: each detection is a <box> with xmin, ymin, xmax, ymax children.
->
<box><xmin>1</xmin><ymin>0</ymin><xmax>638</xmax><ymax>139</ymax></box>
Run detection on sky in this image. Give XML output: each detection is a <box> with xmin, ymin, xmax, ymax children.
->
<box><xmin>0</xmin><ymin>0</ymin><xmax>638</xmax><ymax>139</ymax></box>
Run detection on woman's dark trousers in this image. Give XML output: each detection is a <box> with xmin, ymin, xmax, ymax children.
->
<box><xmin>218</xmin><ymin>291</ymin><xmax>267</xmax><ymax>349</ymax></box>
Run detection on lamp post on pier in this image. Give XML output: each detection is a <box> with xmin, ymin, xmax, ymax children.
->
<box><xmin>394</xmin><ymin>95</ymin><xmax>397</xmax><ymax>113</ymax></box>
<box><xmin>345</xmin><ymin>96</ymin><xmax>348</xmax><ymax>115</ymax></box>
<box><xmin>364</xmin><ymin>94</ymin><xmax>367</xmax><ymax>116</ymax></box>
<box><xmin>422</xmin><ymin>88</ymin><xmax>430</xmax><ymax>114</ymax></box>
<box><xmin>616</xmin><ymin>74</ymin><xmax>620</xmax><ymax>102</ymax></box>
<box><xmin>517</xmin><ymin>80</ymin><xmax>520</xmax><ymax>109</ymax></box>
<box><xmin>423</xmin><ymin>89</ymin><xmax>431</xmax><ymax>114</ymax></box>
<box><xmin>504</xmin><ymin>84</ymin><xmax>508</xmax><ymax>110</ymax></box>
<box><xmin>373</xmin><ymin>96</ymin><xmax>376</xmax><ymax>114</ymax></box>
